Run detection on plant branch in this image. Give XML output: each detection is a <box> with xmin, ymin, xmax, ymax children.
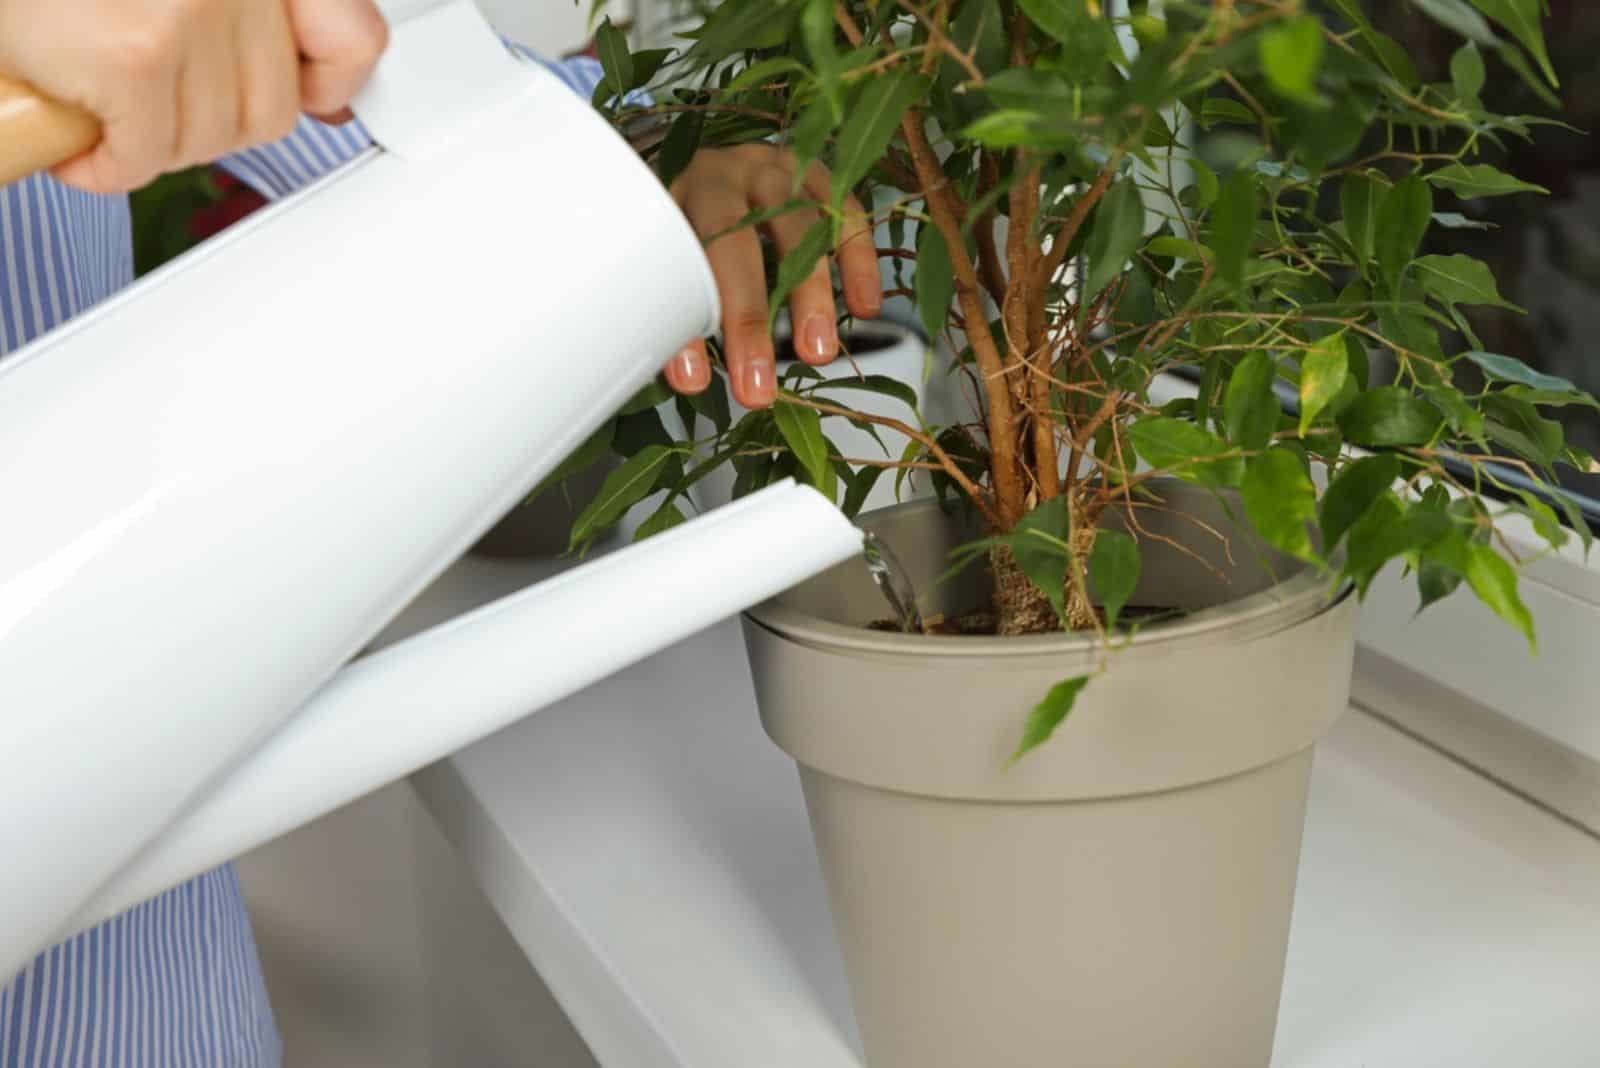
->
<box><xmin>901</xmin><ymin>111</ymin><xmax>1025</xmax><ymax>526</ymax></box>
<box><xmin>1034</xmin><ymin>156</ymin><xmax>1121</xmax><ymax>294</ymax></box>
<box><xmin>784</xmin><ymin>392</ymin><xmax>1002</xmax><ymax>527</ymax></box>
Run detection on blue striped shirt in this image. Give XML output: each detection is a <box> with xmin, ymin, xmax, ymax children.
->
<box><xmin>0</xmin><ymin>51</ymin><xmax>609</xmax><ymax>1068</ymax></box>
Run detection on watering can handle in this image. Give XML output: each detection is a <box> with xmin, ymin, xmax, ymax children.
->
<box><xmin>0</xmin><ymin>76</ymin><xmax>101</xmax><ymax>186</ymax></box>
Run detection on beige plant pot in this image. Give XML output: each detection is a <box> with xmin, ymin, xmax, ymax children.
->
<box><xmin>742</xmin><ymin>482</ymin><xmax>1358</xmax><ymax>1068</ymax></box>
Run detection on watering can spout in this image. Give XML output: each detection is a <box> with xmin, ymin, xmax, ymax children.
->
<box><xmin>63</xmin><ymin>480</ymin><xmax>864</xmax><ymax>939</ymax></box>
<box><xmin>0</xmin><ymin>0</ymin><xmax>861</xmax><ymax>981</ymax></box>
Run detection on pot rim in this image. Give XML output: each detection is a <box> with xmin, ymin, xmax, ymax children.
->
<box><xmin>746</xmin><ymin>495</ymin><xmax>1354</xmax><ymax>660</ymax></box>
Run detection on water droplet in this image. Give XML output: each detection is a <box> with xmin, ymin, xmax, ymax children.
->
<box><xmin>862</xmin><ymin>531</ymin><xmax>923</xmax><ymax>634</ymax></box>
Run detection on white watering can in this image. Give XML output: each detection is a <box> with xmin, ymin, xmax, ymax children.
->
<box><xmin>0</xmin><ymin>0</ymin><xmax>864</xmax><ymax>981</ymax></box>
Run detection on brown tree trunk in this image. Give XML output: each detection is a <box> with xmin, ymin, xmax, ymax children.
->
<box><xmin>990</xmin><ymin>522</ymin><xmax>1099</xmax><ymax>635</ymax></box>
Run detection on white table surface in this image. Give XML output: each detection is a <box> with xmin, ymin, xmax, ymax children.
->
<box><xmin>376</xmin><ymin>554</ymin><xmax>1600</xmax><ymax>1068</ymax></box>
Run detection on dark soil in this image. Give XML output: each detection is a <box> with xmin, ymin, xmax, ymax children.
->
<box><xmin>867</xmin><ymin>603</ymin><xmax>1180</xmax><ymax>636</ymax></box>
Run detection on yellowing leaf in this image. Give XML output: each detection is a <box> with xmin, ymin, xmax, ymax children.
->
<box><xmin>1299</xmin><ymin>334</ymin><xmax>1350</xmax><ymax>436</ymax></box>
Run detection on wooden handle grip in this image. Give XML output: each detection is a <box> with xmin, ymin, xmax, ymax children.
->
<box><xmin>0</xmin><ymin>76</ymin><xmax>101</xmax><ymax>186</ymax></box>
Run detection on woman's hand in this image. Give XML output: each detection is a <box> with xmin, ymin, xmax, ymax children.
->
<box><xmin>665</xmin><ymin>145</ymin><xmax>883</xmax><ymax>409</ymax></box>
<box><xmin>0</xmin><ymin>0</ymin><xmax>388</xmax><ymax>194</ymax></box>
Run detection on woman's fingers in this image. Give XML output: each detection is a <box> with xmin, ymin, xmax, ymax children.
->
<box><xmin>235</xmin><ymin>0</ymin><xmax>302</xmax><ymax>145</ymax></box>
<box><xmin>172</xmin><ymin>4</ymin><xmax>240</xmax><ymax>167</ymax></box>
<box><xmin>15</xmin><ymin>0</ymin><xmax>385</xmax><ymax>195</ymax></box>
<box><xmin>802</xmin><ymin>163</ymin><xmax>882</xmax><ymax>320</ymax></box>
<box><xmin>751</xmin><ymin>163</ymin><xmax>837</xmax><ymax>366</ymax></box>
<box><xmin>49</xmin><ymin>10</ymin><xmax>184</xmax><ymax>193</ymax></box>
<box><xmin>664</xmin><ymin>338</ymin><xmax>712</xmax><ymax>394</ymax></box>
<box><xmin>681</xmin><ymin>179</ymin><xmax>777</xmax><ymax>408</ymax></box>
<box><xmin>287</xmin><ymin>0</ymin><xmax>388</xmax><ymax>121</ymax></box>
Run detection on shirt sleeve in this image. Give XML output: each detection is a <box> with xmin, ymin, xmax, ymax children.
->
<box><xmin>219</xmin><ymin>50</ymin><xmax>613</xmax><ymax>201</ymax></box>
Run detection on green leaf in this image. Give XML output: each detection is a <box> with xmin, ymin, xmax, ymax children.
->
<box><xmin>1431</xmin><ymin>537</ymin><xmax>1537</xmax><ymax>651</ymax></box>
<box><xmin>632</xmin><ymin>501</ymin><xmax>687</xmax><ymax>542</ymax></box>
<box><xmin>831</xmin><ymin>69</ymin><xmax>929</xmax><ymax>213</ymax></box>
<box><xmin>1082</xmin><ymin>179</ymin><xmax>1146</xmax><ymax>300</ymax></box>
<box><xmin>1431</xmin><ymin>211</ymin><xmax>1494</xmax><ymax>230</ymax></box>
<box><xmin>1145</xmin><ymin>236</ymin><xmax>1211</xmax><ymax>262</ymax></box>
<box><xmin>1019</xmin><ymin>0</ymin><xmax>1093</xmax><ymax>46</ymax></box>
<box><xmin>773</xmin><ymin>397</ymin><xmax>835</xmax><ymax>499</ymax></box>
<box><xmin>1418</xmin><ymin>555</ymin><xmax>1465</xmax><ymax>614</ymax></box>
<box><xmin>1010</xmin><ymin>675</ymin><xmax>1091</xmax><ymax>763</ymax></box>
<box><xmin>1504</xmin><ymin>386</ymin><xmax>1600</xmax><ymax>412</ymax></box>
<box><xmin>1331</xmin><ymin>0</ymin><xmax>1420</xmax><ymax>85</ymax></box>
<box><xmin>1346</xmin><ymin>498</ymin><xmax>1453</xmax><ymax>591</ymax></box>
<box><xmin>1128</xmin><ymin>417</ymin><xmax>1242</xmax><ymax>487</ymax></box>
<box><xmin>1321</xmin><ymin>454</ymin><xmax>1401</xmax><ymax>551</ymax></box>
<box><xmin>1089</xmin><ymin>530</ymin><xmax>1141</xmax><ymax>630</ymax></box>
<box><xmin>657</xmin><ymin>109</ymin><xmax>705</xmax><ymax>187</ymax></box>
<box><xmin>1482</xmin><ymin>393</ymin><xmax>1564</xmax><ymax>465</ymax></box>
<box><xmin>768</xmin><ymin>220</ymin><xmax>832</xmax><ymax>324</ymax></box>
<box><xmin>842</xmin><ymin>465</ymin><xmax>886</xmax><ymax>518</ymax></box>
<box><xmin>1450</xmin><ymin>42</ymin><xmax>1486</xmax><ymax>99</ymax></box>
<box><xmin>613</xmin><ymin>407</ymin><xmax>675</xmax><ymax>454</ymax></box>
<box><xmin>620</xmin><ymin>378</ymin><xmax>672</xmax><ymax>415</ymax></box>
<box><xmin>1201</xmin><ymin>98</ymin><xmax>1259</xmax><ymax>128</ymax></box>
<box><xmin>1414</xmin><ymin>254</ymin><xmax>1521</xmax><ymax>311</ymax></box>
<box><xmin>1427</xmin><ymin>163</ymin><xmax>1548</xmax><ymax>199</ymax></box>
<box><xmin>1464</xmin><ymin>351</ymin><xmax>1580</xmax><ymax>393</ymax></box>
<box><xmin>1341</xmin><ymin>172</ymin><xmax>1386</xmax><ymax>267</ymax></box>
<box><xmin>1009</xmin><ymin>496</ymin><xmax>1072</xmax><ymax>622</ymax></box>
<box><xmin>1375</xmin><ymin>175</ymin><xmax>1432</xmax><ymax>292</ymax></box>
<box><xmin>1223</xmin><ymin>351</ymin><xmax>1279</xmax><ymax>451</ymax></box>
<box><xmin>1338</xmin><ymin>387</ymin><xmax>1444</xmax><ymax>446</ymax></box>
<box><xmin>1189</xmin><ymin>159</ymin><xmax>1220</xmax><ymax>211</ymax></box>
<box><xmin>812</xmin><ymin>373</ymin><xmax>920</xmax><ymax>413</ymax></box>
<box><xmin>802</xmin><ymin>0</ymin><xmax>844</xmax><ymax>119</ymax></box>
<box><xmin>1210</xmin><ymin>169</ymin><xmax>1258</xmax><ymax>293</ymax></box>
<box><xmin>727</xmin><ymin>56</ymin><xmax>809</xmax><ymax>92</ymax></box>
<box><xmin>1410</xmin><ymin>0</ymin><xmax>1497</xmax><ymax>43</ymax></box>
<box><xmin>982</xmin><ymin>68</ymin><xmax>1078</xmax><ymax>111</ymax></box>
<box><xmin>1509</xmin><ymin>491</ymin><xmax>1570</xmax><ymax>552</ymax></box>
<box><xmin>1299</xmin><ymin>334</ymin><xmax>1351</xmax><ymax>436</ymax></box>
<box><xmin>595</xmin><ymin>18</ymin><xmax>633</xmax><ymax>97</ymax></box>
<box><xmin>631</xmin><ymin>49</ymin><xmax>673</xmax><ymax>88</ymax></box>
<box><xmin>532</xmin><ymin>422</ymin><xmax>615</xmax><ymax>498</ymax></box>
<box><xmin>688</xmin><ymin>379</ymin><xmax>733</xmax><ymax>433</ymax></box>
<box><xmin>1243</xmin><ymin>449</ymin><xmax>1319</xmax><ymax>561</ymax></box>
<box><xmin>961</xmin><ymin>110</ymin><xmax>1070</xmax><ymax>149</ymax></box>
<box><xmin>1468</xmin><ymin>0</ymin><xmax>1558</xmax><ymax>87</ymax></box>
<box><xmin>789</xmin><ymin>94</ymin><xmax>836</xmax><ymax>170</ymax></box>
<box><xmin>1494</xmin><ymin>33</ymin><xmax>1562</xmax><ymax>106</ymax></box>
<box><xmin>1259</xmin><ymin>16</ymin><xmax>1325</xmax><ymax>104</ymax></box>
<box><xmin>1423</xmin><ymin>385</ymin><xmax>1486</xmax><ymax>438</ymax></box>
<box><xmin>570</xmin><ymin>445</ymin><xmax>675</xmax><ymax>549</ymax></box>
<box><xmin>915</xmin><ymin>223</ymin><xmax>956</xmax><ymax>344</ymax></box>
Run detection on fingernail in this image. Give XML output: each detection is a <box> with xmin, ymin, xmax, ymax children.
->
<box><xmin>740</xmin><ymin>360</ymin><xmax>775</xmax><ymax>407</ymax></box>
<box><xmin>800</xmin><ymin>313</ymin><xmax>838</xmax><ymax>363</ymax></box>
<box><xmin>851</xmin><ymin>279</ymin><xmax>882</xmax><ymax>317</ymax></box>
<box><xmin>671</xmin><ymin>346</ymin><xmax>710</xmax><ymax>390</ymax></box>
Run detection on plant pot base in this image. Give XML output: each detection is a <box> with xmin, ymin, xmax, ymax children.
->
<box><xmin>798</xmin><ymin>749</ymin><xmax>1314</xmax><ymax>1067</ymax></box>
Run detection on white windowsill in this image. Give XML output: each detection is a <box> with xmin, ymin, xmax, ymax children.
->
<box><xmin>369</xmin><ymin>545</ymin><xmax>1600</xmax><ymax>1068</ymax></box>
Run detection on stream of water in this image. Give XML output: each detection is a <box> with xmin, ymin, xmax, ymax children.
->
<box><xmin>861</xmin><ymin>531</ymin><xmax>923</xmax><ymax>634</ymax></box>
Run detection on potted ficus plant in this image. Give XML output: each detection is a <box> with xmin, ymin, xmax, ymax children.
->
<box><xmin>572</xmin><ymin>1</ymin><xmax>1598</xmax><ymax>1064</ymax></box>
